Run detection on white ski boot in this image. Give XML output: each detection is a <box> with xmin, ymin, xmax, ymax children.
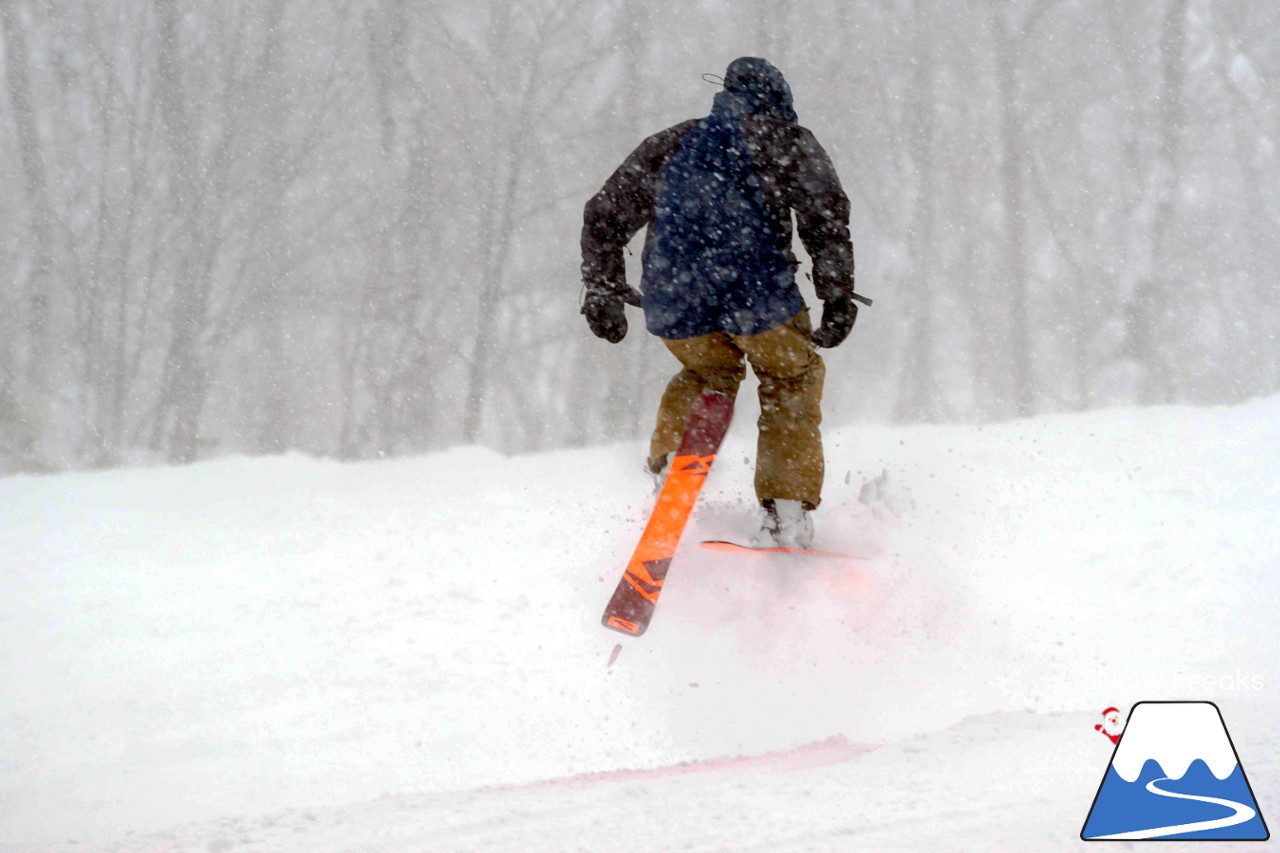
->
<box><xmin>752</xmin><ymin>498</ymin><xmax>814</xmax><ymax>550</ymax></box>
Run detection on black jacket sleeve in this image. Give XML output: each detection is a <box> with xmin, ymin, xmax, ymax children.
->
<box><xmin>785</xmin><ymin>127</ymin><xmax>855</xmax><ymax>302</ymax></box>
<box><xmin>581</xmin><ymin>121</ymin><xmax>696</xmax><ymax>297</ymax></box>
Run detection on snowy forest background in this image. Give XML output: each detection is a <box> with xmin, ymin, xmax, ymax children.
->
<box><xmin>0</xmin><ymin>0</ymin><xmax>1276</xmax><ymax>474</ymax></box>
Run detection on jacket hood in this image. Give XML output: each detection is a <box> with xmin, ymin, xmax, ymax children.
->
<box><xmin>719</xmin><ymin>56</ymin><xmax>797</xmax><ymax>123</ymax></box>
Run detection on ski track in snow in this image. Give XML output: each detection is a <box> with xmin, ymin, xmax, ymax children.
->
<box><xmin>2</xmin><ymin>398</ymin><xmax>1279</xmax><ymax>851</ymax></box>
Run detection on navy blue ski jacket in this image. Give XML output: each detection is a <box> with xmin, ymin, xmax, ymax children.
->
<box><xmin>582</xmin><ymin>58</ymin><xmax>854</xmax><ymax>340</ymax></box>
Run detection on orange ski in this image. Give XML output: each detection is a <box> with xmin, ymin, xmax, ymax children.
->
<box><xmin>602</xmin><ymin>390</ymin><xmax>734</xmax><ymax>637</ymax></box>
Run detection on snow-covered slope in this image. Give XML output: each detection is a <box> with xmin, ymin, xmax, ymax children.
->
<box><xmin>2</xmin><ymin>399</ymin><xmax>1278</xmax><ymax>851</ymax></box>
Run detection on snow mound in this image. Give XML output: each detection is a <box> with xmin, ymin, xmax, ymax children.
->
<box><xmin>2</xmin><ymin>397</ymin><xmax>1280</xmax><ymax>849</ymax></box>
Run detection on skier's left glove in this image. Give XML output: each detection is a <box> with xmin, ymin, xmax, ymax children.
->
<box><xmin>811</xmin><ymin>294</ymin><xmax>857</xmax><ymax>348</ymax></box>
<box><xmin>581</xmin><ymin>285</ymin><xmax>641</xmax><ymax>343</ymax></box>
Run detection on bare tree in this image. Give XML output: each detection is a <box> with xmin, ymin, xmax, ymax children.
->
<box><xmin>1</xmin><ymin>0</ymin><xmax>60</xmax><ymax>464</ymax></box>
<box><xmin>2</xmin><ymin>0</ymin><xmax>1278</xmax><ymax>474</ymax></box>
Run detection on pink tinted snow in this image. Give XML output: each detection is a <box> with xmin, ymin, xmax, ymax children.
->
<box><xmin>480</xmin><ymin>735</ymin><xmax>879</xmax><ymax>794</ymax></box>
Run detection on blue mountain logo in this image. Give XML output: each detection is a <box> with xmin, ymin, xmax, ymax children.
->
<box><xmin>1082</xmin><ymin>701</ymin><xmax>1269</xmax><ymax>841</ymax></box>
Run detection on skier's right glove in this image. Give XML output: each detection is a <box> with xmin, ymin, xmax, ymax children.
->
<box><xmin>811</xmin><ymin>294</ymin><xmax>857</xmax><ymax>348</ymax></box>
<box><xmin>582</xmin><ymin>286</ymin><xmax>641</xmax><ymax>343</ymax></box>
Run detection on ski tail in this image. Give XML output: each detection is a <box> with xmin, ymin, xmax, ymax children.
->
<box><xmin>602</xmin><ymin>390</ymin><xmax>734</xmax><ymax>637</ymax></box>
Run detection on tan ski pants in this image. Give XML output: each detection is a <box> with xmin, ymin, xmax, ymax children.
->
<box><xmin>649</xmin><ymin>310</ymin><xmax>825</xmax><ymax>509</ymax></box>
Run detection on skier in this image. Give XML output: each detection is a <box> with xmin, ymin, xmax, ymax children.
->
<box><xmin>580</xmin><ymin>56</ymin><xmax>861</xmax><ymax>549</ymax></box>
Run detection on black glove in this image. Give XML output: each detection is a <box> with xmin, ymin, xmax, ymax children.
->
<box><xmin>582</xmin><ymin>289</ymin><xmax>629</xmax><ymax>343</ymax></box>
<box><xmin>811</xmin><ymin>294</ymin><xmax>857</xmax><ymax>348</ymax></box>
